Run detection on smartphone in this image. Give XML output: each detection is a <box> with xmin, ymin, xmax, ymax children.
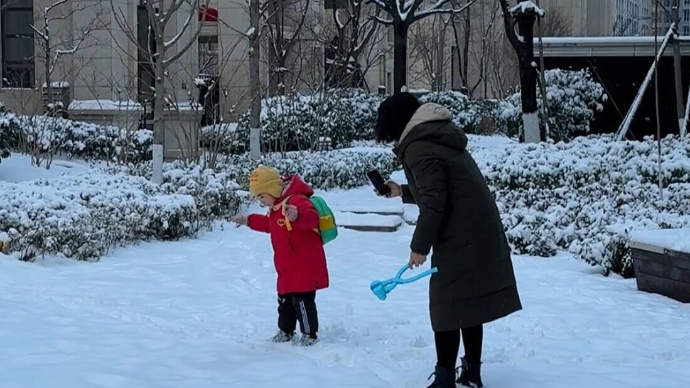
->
<box><xmin>367</xmin><ymin>170</ymin><xmax>391</xmax><ymax>196</ymax></box>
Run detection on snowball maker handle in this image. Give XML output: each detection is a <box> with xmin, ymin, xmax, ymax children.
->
<box><xmin>370</xmin><ymin>264</ymin><xmax>438</xmax><ymax>301</ymax></box>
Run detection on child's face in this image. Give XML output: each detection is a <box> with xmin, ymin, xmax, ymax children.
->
<box><xmin>257</xmin><ymin>193</ymin><xmax>277</xmax><ymax>207</ymax></box>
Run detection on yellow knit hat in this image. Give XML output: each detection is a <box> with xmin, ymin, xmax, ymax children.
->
<box><xmin>249</xmin><ymin>166</ymin><xmax>283</xmax><ymax>198</ymax></box>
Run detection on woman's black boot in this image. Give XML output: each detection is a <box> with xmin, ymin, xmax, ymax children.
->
<box><xmin>426</xmin><ymin>365</ymin><xmax>456</xmax><ymax>388</ymax></box>
<box><xmin>456</xmin><ymin>357</ymin><xmax>483</xmax><ymax>387</ymax></box>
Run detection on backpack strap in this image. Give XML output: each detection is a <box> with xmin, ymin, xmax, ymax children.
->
<box><xmin>280</xmin><ymin>195</ymin><xmax>294</xmax><ymax>232</ymax></box>
<box><xmin>280</xmin><ymin>194</ymin><xmax>320</xmax><ymax>235</ymax></box>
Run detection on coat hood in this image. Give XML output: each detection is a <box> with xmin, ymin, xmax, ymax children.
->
<box><xmin>280</xmin><ymin>175</ymin><xmax>314</xmax><ymax>200</ymax></box>
<box><xmin>394</xmin><ymin>103</ymin><xmax>468</xmax><ymax>157</ymax></box>
<box><xmin>397</xmin><ymin>103</ymin><xmax>453</xmax><ymax>144</ymax></box>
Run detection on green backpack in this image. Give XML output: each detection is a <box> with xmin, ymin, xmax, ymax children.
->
<box><xmin>282</xmin><ymin>195</ymin><xmax>338</xmax><ymax>245</ymax></box>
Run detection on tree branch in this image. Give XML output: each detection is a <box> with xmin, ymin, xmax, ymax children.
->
<box><xmin>164</xmin><ymin>0</ymin><xmax>212</xmax><ymax>64</ymax></box>
<box><xmin>498</xmin><ymin>0</ymin><xmax>521</xmax><ymax>51</ymax></box>
<box><xmin>372</xmin><ymin>15</ymin><xmax>394</xmax><ymax>25</ymax></box>
<box><xmin>413</xmin><ymin>0</ymin><xmax>477</xmax><ymax>23</ymax></box>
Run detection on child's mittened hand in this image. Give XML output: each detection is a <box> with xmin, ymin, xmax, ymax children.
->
<box><xmin>285</xmin><ymin>205</ymin><xmax>298</xmax><ymax>222</ymax></box>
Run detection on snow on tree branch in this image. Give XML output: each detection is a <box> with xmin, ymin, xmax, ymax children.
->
<box><xmin>164</xmin><ymin>0</ymin><xmax>213</xmax><ymax>65</ymax></box>
<box><xmin>372</xmin><ymin>15</ymin><xmax>394</xmax><ymax>25</ymax></box>
<box><xmin>367</xmin><ymin>0</ymin><xmax>392</xmax><ymax>13</ymax></box>
<box><xmin>164</xmin><ymin>0</ymin><xmax>203</xmax><ymax>49</ymax></box>
<box><xmin>509</xmin><ymin>1</ymin><xmax>545</xmax><ymax>17</ymax></box>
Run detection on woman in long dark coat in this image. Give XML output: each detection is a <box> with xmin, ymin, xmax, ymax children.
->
<box><xmin>376</xmin><ymin>93</ymin><xmax>522</xmax><ymax>388</ymax></box>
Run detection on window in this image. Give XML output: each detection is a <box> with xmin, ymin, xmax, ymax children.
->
<box><xmin>198</xmin><ymin>35</ymin><xmax>219</xmax><ymax>76</ymax></box>
<box><xmin>685</xmin><ymin>9</ymin><xmax>689</xmax><ymax>22</ymax></box>
<box><xmin>137</xmin><ymin>2</ymin><xmax>157</xmax><ymax>102</ymax></box>
<box><xmin>1</xmin><ymin>0</ymin><xmax>35</xmax><ymax>88</ymax></box>
<box><xmin>684</xmin><ymin>25</ymin><xmax>690</xmax><ymax>35</ymax></box>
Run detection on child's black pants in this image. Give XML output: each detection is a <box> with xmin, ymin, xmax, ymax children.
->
<box><xmin>277</xmin><ymin>292</ymin><xmax>319</xmax><ymax>338</ymax></box>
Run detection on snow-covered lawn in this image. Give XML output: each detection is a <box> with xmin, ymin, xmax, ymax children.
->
<box><xmin>2</xmin><ymin>134</ymin><xmax>689</xmax><ymax>387</ymax></box>
<box><xmin>0</xmin><ymin>153</ymin><xmax>92</xmax><ymax>183</ymax></box>
<box><xmin>2</xmin><ymin>218</ymin><xmax>690</xmax><ymax>388</ymax></box>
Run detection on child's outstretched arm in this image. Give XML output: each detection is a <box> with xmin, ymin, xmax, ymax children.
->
<box><xmin>285</xmin><ymin>196</ymin><xmax>319</xmax><ymax>230</ymax></box>
<box><xmin>247</xmin><ymin>214</ymin><xmax>270</xmax><ymax>233</ymax></box>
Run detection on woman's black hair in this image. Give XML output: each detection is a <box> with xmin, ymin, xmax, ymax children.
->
<box><xmin>375</xmin><ymin>92</ymin><xmax>421</xmax><ymax>143</ymax></box>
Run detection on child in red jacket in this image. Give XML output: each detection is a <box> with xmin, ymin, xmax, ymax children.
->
<box><xmin>232</xmin><ymin>166</ymin><xmax>329</xmax><ymax>346</ymax></box>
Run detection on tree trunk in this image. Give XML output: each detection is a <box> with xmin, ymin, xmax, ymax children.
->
<box><xmin>536</xmin><ymin>0</ymin><xmax>550</xmax><ymax>140</ymax></box>
<box><xmin>45</xmin><ymin>44</ymin><xmax>52</xmax><ymax>115</ymax></box>
<box><xmin>516</xmin><ymin>12</ymin><xmax>539</xmax><ymax>143</ymax></box>
<box><xmin>672</xmin><ymin>0</ymin><xmax>685</xmax><ymax>134</ymax></box>
<box><xmin>462</xmin><ymin>5</ymin><xmax>470</xmax><ymax>87</ymax></box>
<box><xmin>393</xmin><ymin>21</ymin><xmax>408</xmax><ymax>93</ymax></box>
<box><xmin>152</xmin><ymin>56</ymin><xmax>166</xmax><ymax>184</ymax></box>
<box><xmin>249</xmin><ymin>0</ymin><xmax>261</xmax><ymax>159</ymax></box>
<box><xmin>436</xmin><ymin>19</ymin><xmax>445</xmax><ymax>92</ymax></box>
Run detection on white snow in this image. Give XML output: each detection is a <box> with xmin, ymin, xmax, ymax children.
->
<box><xmin>334</xmin><ymin>212</ymin><xmax>403</xmax><ymax>228</ymax></box>
<box><xmin>0</xmin><ymin>153</ymin><xmax>92</xmax><ymax>183</ymax></box>
<box><xmin>629</xmin><ymin>228</ymin><xmax>690</xmax><ymax>254</ymax></box>
<box><xmin>2</xmin><ymin>219</ymin><xmax>690</xmax><ymax>387</ymax></box>
<box><xmin>335</xmin><ymin>205</ymin><xmax>404</xmax><ymax>216</ymax></box>
<box><xmin>246</xmin><ymin>27</ymin><xmax>255</xmax><ymax>36</ymax></box>
<box><xmin>510</xmin><ymin>1</ymin><xmax>545</xmax><ymax>16</ymax></box>
<box><xmin>2</xmin><ymin>133</ymin><xmax>690</xmax><ymax>386</ymax></box>
<box><xmin>68</xmin><ymin>99</ymin><xmax>143</xmax><ymax>111</ymax></box>
<box><xmin>42</xmin><ymin>81</ymin><xmax>70</xmax><ymax>88</ymax></box>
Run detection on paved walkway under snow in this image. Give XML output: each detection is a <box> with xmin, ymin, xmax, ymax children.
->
<box><xmin>1</xmin><ymin>220</ymin><xmax>689</xmax><ymax>388</ymax></box>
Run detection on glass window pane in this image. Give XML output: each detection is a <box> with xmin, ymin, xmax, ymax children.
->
<box><xmin>1</xmin><ymin>0</ymin><xmax>33</xmax><ymax>10</ymax></box>
<box><xmin>3</xmin><ymin>36</ymin><xmax>34</xmax><ymax>61</ymax></box>
<box><xmin>3</xmin><ymin>10</ymin><xmax>34</xmax><ymax>36</ymax></box>
<box><xmin>3</xmin><ymin>64</ymin><xmax>34</xmax><ymax>88</ymax></box>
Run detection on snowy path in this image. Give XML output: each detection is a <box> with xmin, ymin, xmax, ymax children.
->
<box><xmin>2</xmin><ymin>222</ymin><xmax>690</xmax><ymax>388</ymax></box>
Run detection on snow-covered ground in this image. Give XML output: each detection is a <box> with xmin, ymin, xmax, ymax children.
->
<box><xmin>2</xmin><ymin>134</ymin><xmax>690</xmax><ymax>388</ymax></box>
<box><xmin>0</xmin><ymin>153</ymin><xmax>92</xmax><ymax>183</ymax></box>
<box><xmin>2</xmin><ymin>205</ymin><xmax>690</xmax><ymax>387</ymax></box>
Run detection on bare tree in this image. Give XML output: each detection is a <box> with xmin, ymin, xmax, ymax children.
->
<box><xmin>498</xmin><ymin>0</ymin><xmax>542</xmax><ymax>143</ymax></box>
<box><xmin>450</xmin><ymin>0</ymin><xmax>500</xmax><ymax>97</ymax></box>
<box><xmin>110</xmin><ymin>0</ymin><xmax>212</xmax><ymax>184</ymax></box>
<box><xmin>262</xmin><ymin>0</ymin><xmax>313</xmax><ymax>96</ymax></box>
<box><xmin>542</xmin><ymin>7</ymin><xmax>570</xmax><ymax>36</ymax></box>
<box><xmin>172</xmin><ymin>33</ymin><xmax>250</xmax><ymax>169</ymax></box>
<box><xmin>409</xmin><ymin>14</ymin><xmax>453</xmax><ymax>91</ymax></box>
<box><xmin>248</xmin><ymin>0</ymin><xmax>263</xmax><ymax>159</ymax></box>
<box><xmin>319</xmin><ymin>0</ymin><xmax>380</xmax><ymax>88</ymax></box>
<box><xmin>31</xmin><ymin>1</ymin><xmax>104</xmax><ymax>116</ymax></box>
<box><xmin>368</xmin><ymin>0</ymin><xmax>475</xmax><ymax>93</ymax></box>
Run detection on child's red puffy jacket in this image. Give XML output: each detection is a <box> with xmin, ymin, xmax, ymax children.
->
<box><xmin>247</xmin><ymin>176</ymin><xmax>329</xmax><ymax>294</ymax></box>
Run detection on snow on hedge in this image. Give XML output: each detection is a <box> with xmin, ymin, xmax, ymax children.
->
<box><xmin>0</xmin><ymin>166</ymin><xmax>242</xmax><ymax>261</ymax></box>
<box><xmin>0</xmin><ymin>104</ymin><xmax>12</xmax><ymax>164</ymax></box>
<box><xmin>475</xmin><ymin>135</ymin><xmax>690</xmax><ymax>277</ymax></box>
<box><xmin>496</xmin><ymin>69</ymin><xmax>607</xmax><ymax>142</ymax></box>
<box><xmin>0</xmin><ymin>112</ymin><xmax>153</xmax><ymax>164</ymax></box>
<box><xmin>231</xmin><ymin>90</ymin><xmax>384</xmax><ymax>153</ymax></box>
<box><xmin>129</xmin><ymin>148</ymin><xmax>400</xmax><ymax>191</ymax></box>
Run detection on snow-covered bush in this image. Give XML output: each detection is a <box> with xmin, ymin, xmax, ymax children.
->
<box><xmin>420</xmin><ymin>91</ymin><xmax>483</xmax><ymax>134</ymax></box>
<box><xmin>0</xmin><ymin>103</ymin><xmax>10</xmax><ymax>164</ymax></box>
<box><xmin>130</xmin><ymin>148</ymin><xmax>398</xmax><ymax>190</ymax></box>
<box><xmin>495</xmin><ymin>69</ymin><xmax>607</xmax><ymax>142</ymax></box>
<box><xmin>200</xmin><ymin>123</ymin><xmax>245</xmax><ymax>154</ymax></box>
<box><xmin>0</xmin><ymin>166</ymin><xmax>242</xmax><ymax>261</ymax></box>
<box><xmin>235</xmin><ymin>90</ymin><xmax>384</xmax><ymax>153</ymax></box>
<box><xmin>220</xmin><ymin>148</ymin><xmax>399</xmax><ymax>190</ymax></box>
<box><xmin>476</xmin><ymin>135</ymin><xmax>690</xmax><ymax>277</ymax></box>
<box><xmin>0</xmin><ymin>113</ymin><xmax>152</xmax><ymax>164</ymax></box>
